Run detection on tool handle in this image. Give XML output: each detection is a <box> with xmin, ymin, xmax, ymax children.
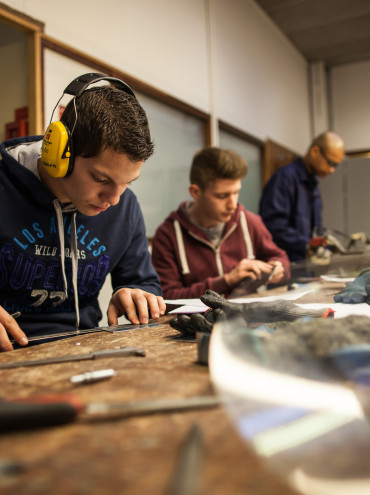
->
<box><xmin>0</xmin><ymin>394</ymin><xmax>83</xmax><ymax>432</ymax></box>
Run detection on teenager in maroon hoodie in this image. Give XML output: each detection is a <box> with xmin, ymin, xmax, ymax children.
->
<box><xmin>151</xmin><ymin>147</ymin><xmax>290</xmax><ymax>300</ymax></box>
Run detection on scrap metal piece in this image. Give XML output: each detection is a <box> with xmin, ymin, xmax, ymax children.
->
<box><xmin>0</xmin><ymin>458</ymin><xmax>26</xmax><ymax>477</ymax></box>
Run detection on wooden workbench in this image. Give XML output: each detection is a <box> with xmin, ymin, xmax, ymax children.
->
<box><xmin>0</xmin><ymin>281</ymin><xmax>346</xmax><ymax>495</ymax></box>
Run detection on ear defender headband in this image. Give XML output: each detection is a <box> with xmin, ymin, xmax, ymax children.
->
<box><xmin>41</xmin><ymin>73</ymin><xmax>136</xmax><ymax>178</ymax></box>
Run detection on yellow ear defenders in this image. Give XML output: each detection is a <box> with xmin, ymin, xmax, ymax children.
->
<box><xmin>41</xmin><ymin>73</ymin><xmax>136</xmax><ymax>178</ymax></box>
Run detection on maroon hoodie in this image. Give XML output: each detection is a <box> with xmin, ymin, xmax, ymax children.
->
<box><xmin>151</xmin><ymin>202</ymin><xmax>290</xmax><ymax>299</ymax></box>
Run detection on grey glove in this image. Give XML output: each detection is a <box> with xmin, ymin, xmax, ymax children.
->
<box><xmin>169</xmin><ymin>289</ymin><xmax>332</xmax><ymax>336</ymax></box>
<box><xmin>334</xmin><ymin>267</ymin><xmax>370</xmax><ymax>304</ymax></box>
<box><xmin>201</xmin><ymin>289</ymin><xmax>331</xmax><ymax>322</ymax></box>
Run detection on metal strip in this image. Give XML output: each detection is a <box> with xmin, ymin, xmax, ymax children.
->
<box><xmin>14</xmin><ymin>323</ymin><xmax>159</xmax><ymax>344</ymax></box>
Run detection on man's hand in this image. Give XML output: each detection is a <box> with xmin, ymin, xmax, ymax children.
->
<box><xmin>0</xmin><ymin>307</ymin><xmax>28</xmax><ymax>352</ymax></box>
<box><xmin>107</xmin><ymin>288</ymin><xmax>166</xmax><ymax>326</ymax></box>
<box><xmin>225</xmin><ymin>259</ymin><xmax>284</xmax><ymax>288</ymax></box>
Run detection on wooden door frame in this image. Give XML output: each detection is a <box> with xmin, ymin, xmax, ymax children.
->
<box><xmin>0</xmin><ymin>2</ymin><xmax>44</xmax><ymax>135</ymax></box>
<box><xmin>40</xmin><ymin>34</ymin><xmax>211</xmax><ymax>143</ymax></box>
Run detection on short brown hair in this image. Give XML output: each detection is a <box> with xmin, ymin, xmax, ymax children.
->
<box><xmin>61</xmin><ymin>85</ymin><xmax>154</xmax><ymax>162</ymax></box>
<box><xmin>190</xmin><ymin>147</ymin><xmax>248</xmax><ymax>190</ymax></box>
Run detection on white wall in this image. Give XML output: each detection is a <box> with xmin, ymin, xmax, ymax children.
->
<box><xmin>330</xmin><ymin>60</ymin><xmax>370</xmax><ymax>151</ymax></box>
<box><xmin>310</xmin><ymin>61</ymin><xmax>330</xmax><ymax>136</ymax></box>
<box><xmin>321</xmin><ymin>60</ymin><xmax>370</xmax><ymax>236</ymax></box>
<box><xmin>43</xmin><ymin>51</ymin><xmax>94</xmax><ymax>123</ymax></box>
<box><xmin>4</xmin><ymin>0</ymin><xmax>210</xmax><ymax>112</ymax></box>
<box><xmin>3</xmin><ymin>0</ymin><xmax>311</xmax><ymax>153</ymax></box>
<box><xmin>213</xmin><ymin>0</ymin><xmax>311</xmax><ymax>153</ymax></box>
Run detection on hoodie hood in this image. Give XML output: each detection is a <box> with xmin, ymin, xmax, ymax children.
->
<box><xmin>1</xmin><ymin>136</ymin><xmax>57</xmax><ymax>209</ymax></box>
<box><xmin>1</xmin><ymin>137</ymin><xmax>81</xmax><ymax>328</ymax></box>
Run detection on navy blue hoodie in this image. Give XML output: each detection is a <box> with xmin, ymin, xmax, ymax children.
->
<box><xmin>0</xmin><ymin>136</ymin><xmax>161</xmax><ymax>337</ymax></box>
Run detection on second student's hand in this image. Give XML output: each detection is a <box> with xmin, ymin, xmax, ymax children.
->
<box><xmin>0</xmin><ymin>307</ymin><xmax>28</xmax><ymax>352</ymax></box>
<box><xmin>225</xmin><ymin>258</ymin><xmax>276</xmax><ymax>288</ymax></box>
<box><xmin>266</xmin><ymin>260</ymin><xmax>284</xmax><ymax>285</ymax></box>
<box><xmin>107</xmin><ymin>287</ymin><xmax>166</xmax><ymax>326</ymax></box>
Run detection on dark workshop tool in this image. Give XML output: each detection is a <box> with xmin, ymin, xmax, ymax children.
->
<box><xmin>197</xmin><ymin>332</ymin><xmax>210</xmax><ymax>366</ymax></box>
<box><xmin>0</xmin><ymin>458</ymin><xmax>25</xmax><ymax>478</ymax></box>
<box><xmin>12</xmin><ymin>322</ymin><xmax>159</xmax><ymax>344</ymax></box>
<box><xmin>167</xmin><ymin>424</ymin><xmax>204</xmax><ymax>495</ymax></box>
<box><xmin>0</xmin><ymin>346</ymin><xmax>146</xmax><ymax>369</ymax></box>
<box><xmin>0</xmin><ymin>394</ymin><xmax>220</xmax><ymax>432</ymax></box>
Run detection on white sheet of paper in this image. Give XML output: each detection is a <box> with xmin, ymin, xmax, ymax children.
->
<box><xmin>230</xmin><ymin>289</ymin><xmax>313</xmax><ymax>304</ymax></box>
<box><xmin>164</xmin><ymin>298</ymin><xmax>206</xmax><ymax>307</ymax></box>
<box><xmin>166</xmin><ymin>302</ymin><xmax>208</xmax><ymax>314</ymax></box>
<box><xmin>320</xmin><ymin>275</ymin><xmax>355</xmax><ymax>283</ymax></box>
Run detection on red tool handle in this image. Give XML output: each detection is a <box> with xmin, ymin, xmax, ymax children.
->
<box><xmin>0</xmin><ymin>394</ymin><xmax>84</xmax><ymax>433</ymax></box>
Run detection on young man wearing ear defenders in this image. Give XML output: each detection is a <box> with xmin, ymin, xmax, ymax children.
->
<box><xmin>0</xmin><ymin>79</ymin><xmax>165</xmax><ymax>351</ymax></box>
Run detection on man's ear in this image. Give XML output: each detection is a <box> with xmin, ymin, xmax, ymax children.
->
<box><xmin>189</xmin><ymin>184</ymin><xmax>201</xmax><ymax>200</ymax></box>
<box><xmin>310</xmin><ymin>144</ymin><xmax>320</xmax><ymax>159</ymax></box>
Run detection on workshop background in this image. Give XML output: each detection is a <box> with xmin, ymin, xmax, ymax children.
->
<box><xmin>1</xmin><ymin>0</ymin><xmax>370</xmax><ymax>320</ymax></box>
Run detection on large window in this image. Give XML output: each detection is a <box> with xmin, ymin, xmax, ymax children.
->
<box><xmin>219</xmin><ymin>127</ymin><xmax>263</xmax><ymax>214</ymax></box>
<box><xmin>130</xmin><ymin>94</ymin><xmax>205</xmax><ymax>236</ymax></box>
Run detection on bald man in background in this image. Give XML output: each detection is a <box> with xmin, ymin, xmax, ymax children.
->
<box><xmin>259</xmin><ymin>131</ymin><xmax>345</xmax><ymax>262</ymax></box>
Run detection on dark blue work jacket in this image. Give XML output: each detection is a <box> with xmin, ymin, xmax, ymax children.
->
<box><xmin>259</xmin><ymin>158</ymin><xmax>322</xmax><ymax>261</ymax></box>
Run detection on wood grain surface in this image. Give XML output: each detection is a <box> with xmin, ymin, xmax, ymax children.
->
<box><xmin>0</xmin><ymin>282</ymin><xmax>347</xmax><ymax>495</ymax></box>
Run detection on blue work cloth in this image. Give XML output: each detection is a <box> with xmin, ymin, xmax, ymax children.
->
<box><xmin>259</xmin><ymin>158</ymin><xmax>322</xmax><ymax>261</ymax></box>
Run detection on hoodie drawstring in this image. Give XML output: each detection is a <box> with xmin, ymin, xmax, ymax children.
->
<box><xmin>174</xmin><ymin>219</ymin><xmax>190</xmax><ymax>275</ymax></box>
<box><xmin>239</xmin><ymin>211</ymin><xmax>255</xmax><ymax>260</ymax></box>
<box><xmin>53</xmin><ymin>199</ymin><xmax>80</xmax><ymax>329</ymax></box>
<box><xmin>174</xmin><ymin>211</ymin><xmax>255</xmax><ymax>277</ymax></box>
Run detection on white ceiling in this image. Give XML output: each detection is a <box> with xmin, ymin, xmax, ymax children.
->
<box><xmin>255</xmin><ymin>0</ymin><xmax>370</xmax><ymax>66</ymax></box>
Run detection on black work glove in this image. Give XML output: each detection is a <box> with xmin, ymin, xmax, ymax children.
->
<box><xmin>170</xmin><ymin>289</ymin><xmax>332</xmax><ymax>336</ymax></box>
<box><xmin>333</xmin><ymin>268</ymin><xmax>370</xmax><ymax>304</ymax></box>
<box><xmin>169</xmin><ymin>307</ymin><xmax>227</xmax><ymax>336</ymax></box>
